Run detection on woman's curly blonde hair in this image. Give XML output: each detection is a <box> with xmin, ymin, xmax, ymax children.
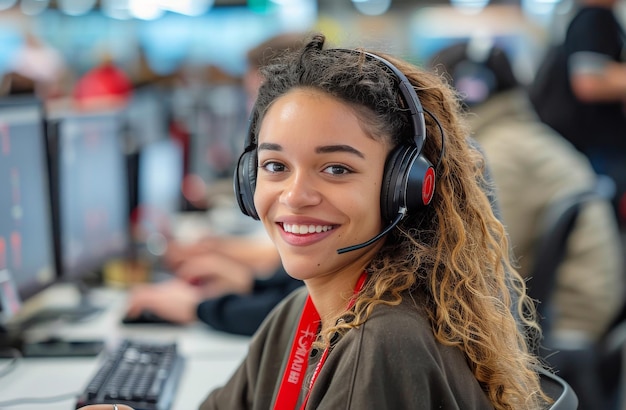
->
<box><xmin>255</xmin><ymin>32</ymin><xmax>549</xmax><ymax>410</ymax></box>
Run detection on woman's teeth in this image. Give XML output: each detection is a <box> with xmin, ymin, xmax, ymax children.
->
<box><xmin>283</xmin><ymin>224</ymin><xmax>333</xmax><ymax>234</ymax></box>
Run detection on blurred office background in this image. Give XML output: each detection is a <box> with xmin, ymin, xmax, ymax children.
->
<box><xmin>1</xmin><ymin>0</ymin><xmax>625</xmax><ymax>265</ymax></box>
<box><xmin>3</xmin><ymin>0</ymin><xmax>624</xmax><ymax>194</ymax></box>
<box><xmin>1</xmin><ymin>3</ymin><xmax>625</xmax><ymax>409</ymax></box>
<box><xmin>3</xmin><ymin>0</ymin><xmax>624</xmax><ymax>89</ymax></box>
<box><xmin>2</xmin><ymin>0</ymin><xmax>625</xmax><ymax>282</ymax></box>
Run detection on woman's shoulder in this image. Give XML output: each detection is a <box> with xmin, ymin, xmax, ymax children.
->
<box><xmin>349</xmin><ymin>298</ymin><xmax>471</xmax><ymax>370</ymax></box>
<box><xmin>335</xmin><ymin>298</ymin><xmax>492</xmax><ymax>407</ymax></box>
<box><xmin>569</xmin><ymin>7</ymin><xmax>619</xmax><ymax>36</ymax></box>
<box><xmin>357</xmin><ymin>298</ymin><xmax>439</xmax><ymax>347</ymax></box>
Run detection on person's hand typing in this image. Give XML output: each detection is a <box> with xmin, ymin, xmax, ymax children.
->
<box><xmin>125</xmin><ymin>278</ymin><xmax>203</xmax><ymax>323</ymax></box>
<box><xmin>175</xmin><ymin>252</ymin><xmax>255</xmax><ymax>298</ymax></box>
<box><xmin>163</xmin><ymin>236</ymin><xmax>280</xmax><ymax>274</ymax></box>
<box><xmin>125</xmin><ymin>250</ymin><xmax>257</xmax><ymax>323</ymax></box>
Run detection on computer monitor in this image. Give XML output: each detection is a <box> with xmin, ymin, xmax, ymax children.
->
<box><xmin>0</xmin><ymin>96</ymin><xmax>57</xmax><ymax>309</ymax></box>
<box><xmin>0</xmin><ymin>96</ymin><xmax>82</xmax><ymax>356</ymax></box>
<box><xmin>123</xmin><ymin>84</ymin><xmax>175</xmax><ymax>223</ymax></box>
<box><xmin>134</xmin><ymin>137</ymin><xmax>184</xmax><ymax>257</ymax></box>
<box><xmin>47</xmin><ymin>110</ymin><xmax>130</xmax><ymax>284</ymax></box>
<box><xmin>125</xmin><ymin>84</ymin><xmax>171</xmax><ymax>148</ymax></box>
<box><xmin>184</xmin><ymin>84</ymin><xmax>247</xmax><ymax>209</ymax></box>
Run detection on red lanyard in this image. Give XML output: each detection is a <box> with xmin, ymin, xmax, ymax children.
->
<box><xmin>273</xmin><ymin>272</ymin><xmax>367</xmax><ymax>410</ymax></box>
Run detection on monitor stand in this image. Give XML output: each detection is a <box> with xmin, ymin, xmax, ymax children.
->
<box><xmin>0</xmin><ymin>323</ymin><xmax>105</xmax><ymax>358</ymax></box>
<box><xmin>0</xmin><ymin>281</ymin><xmax>106</xmax><ymax>358</ymax></box>
<box><xmin>19</xmin><ymin>338</ymin><xmax>105</xmax><ymax>357</ymax></box>
<box><xmin>17</xmin><ymin>280</ymin><xmax>104</xmax><ymax>329</ymax></box>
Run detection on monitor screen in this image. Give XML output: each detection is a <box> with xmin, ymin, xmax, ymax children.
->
<box><xmin>52</xmin><ymin>110</ymin><xmax>130</xmax><ymax>281</ymax></box>
<box><xmin>136</xmin><ymin>137</ymin><xmax>184</xmax><ymax>240</ymax></box>
<box><xmin>0</xmin><ymin>96</ymin><xmax>56</xmax><ymax>302</ymax></box>
<box><xmin>187</xmin><ymin>84</ymin><xmax>247</xmax><ymax>185</ymax></box>
<box><xmin>125</xmin><ymin>85</ymin><xmax>171</xmax><ymax>148</ymax></box>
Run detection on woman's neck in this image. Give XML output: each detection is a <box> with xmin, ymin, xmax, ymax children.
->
<box><xmin>305</xmin><ymin>269</ymin><xmax>365</xmax><ymax>332</ymax></box>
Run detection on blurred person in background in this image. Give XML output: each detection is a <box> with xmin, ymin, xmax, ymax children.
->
<box><xmin>243</xmin><ymin>32</ymin><xmax>307</xmax><ymax>112</ymax></box>
<box><xmin>72</xmin><ymin>50</ymin><xmax>133</xmax><ymax>111</ymax></box>
<box><xmin>123</xmin><ymin>32</ymin><xmax>307</xmax><ymax>336</ymax></box>
<box><xmin>429</xmin><ymin>38</ymin><xmax>625</xmax><ymax>410</ymax></box>
<box><xmin>1</xmin><ymin>31</ymin><xmax>67</xmax><ymax>99</ymax></box>
<box><xmin>530</xmin><ymin>0</ymin><xmax>626</xmax><ymax>230</ymax></box>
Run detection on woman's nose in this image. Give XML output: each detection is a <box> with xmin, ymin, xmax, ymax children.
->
<box><xmin>279</xmin><ymin>171</ymin><xmax>322</xmax><ymax>210</ymax></box>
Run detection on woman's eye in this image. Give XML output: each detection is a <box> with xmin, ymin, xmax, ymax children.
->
<box><xmin>260</xmin><ymin>162</ymin><xmax>285</xmax><ymax>173</ymax></box>
<box><xmin>323</xmin><ymin>165</ymin><xmax>351</xmax><ymax>175</ymax></box>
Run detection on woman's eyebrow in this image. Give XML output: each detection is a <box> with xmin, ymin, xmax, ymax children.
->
<box><xmin>316</xmin><ymin>145</ymin><xmax>364</xmax><ymax>158</ymax></box>
<box><xmin>258</xmin><ymin>143</ymin><xmax>365</xmax><ymax>159</ymax></box>
<box><xmin>258</xmin><ymin>142</ymin><xmax>282</xmax><ymax>151</ymax></box>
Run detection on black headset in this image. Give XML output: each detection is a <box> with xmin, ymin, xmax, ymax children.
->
<box><xmin>234</xmin><ymin>50</ymin><xmax>436</xmax><ymax>224</ymax></box>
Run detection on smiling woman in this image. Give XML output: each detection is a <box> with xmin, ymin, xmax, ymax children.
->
<box><xmin>79</xmin><ymin>31</ymin><xmax>554</xmax><ymax>410</ymax></box>
<box><xmin>215</xmin><ymin>32</ymin><xmax>553</xmax><ymax>409</ymax></box>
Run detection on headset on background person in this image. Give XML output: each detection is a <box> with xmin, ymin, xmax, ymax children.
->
<box><xmin>451</xmin><ymin>39</ymin><xmax>497</xmax><ymax>106</ymax></box>
<box><xmin>436</xmin><ymin>36</ymin><xmax>520</xmax><ymax>109</ymax></box>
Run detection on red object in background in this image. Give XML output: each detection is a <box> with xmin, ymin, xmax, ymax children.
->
<box><xmin>73</xmin><ymin>62</ymin><xmax>133</xmax><ymax>110</ymax></box>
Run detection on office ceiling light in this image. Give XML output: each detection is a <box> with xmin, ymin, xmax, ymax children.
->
<box><xmin>522</xmin><ymin>0</ymin><xmax>562</xmax><ymax>18</ymax></box>
<box><xmin>101</xmin><ymin>0</ymin><xmax>132</xmax><ymax>19</ymax></box>
<box><xmin>274</xmin><ymin>0</ymin><xmax>317</xmax><ymax>29</ymax></box>
<box><xmin>450</xmin><ymin>0</ymin><xmax>489</xmax><ymax>14</ymax></box>
<box><xmin>351</xmin><ymin>0</ymin><xmax>391</xmax><ymax>16</ymax></box>
<box><xmin>58</xmin><ymin>0</ymin><xmax>97</xmax><ymax>15</ymax></box>
<box><xmin>20</xmin><ymin>0</ymin><xmax>49</xmax><ymax>15</ymax></box>
<box><xmin>159</xmin><ymin>0</ymin><xmax>214</xmax><ymax>16</ymax></box>
<box><xmin>0</xmin><ymin>0</ymin><xmax>17</xmax><ymax>11</ymax></box>
<box><xmin>129</xmin><ymin>0</ymin><xmax>164</xmax><ymax>20</ymax></box>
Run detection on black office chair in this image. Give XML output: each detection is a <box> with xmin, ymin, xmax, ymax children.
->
<box><xmin>598</xmin><ymin>317</ymin><xmax>626</xmax><ymax>410</ymax></box>
<box><xmin>527</xmin><ymin>175</ymin><xmax>616</xmax><ymax>326</ymax></box>
<box><xmin>539</xmin><ymin>367</ymin><xmax>579</xmax><ymax>409</ymax></box>
<box><xmin>526</xmin><ymin>175</ymin><xmax>618</xmax><ymax>410</ymax></box>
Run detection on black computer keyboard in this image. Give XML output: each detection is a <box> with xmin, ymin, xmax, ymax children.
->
<box><xmin>75</xmin><ymin>339</ymin><xmax>185</xmax><ymax>410</ymax></box>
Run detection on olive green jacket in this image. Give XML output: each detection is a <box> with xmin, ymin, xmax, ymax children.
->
<box><xmin>200</xmin><ymin>287</ymin><xmax>493</xmax><ymax>409</ymax></box>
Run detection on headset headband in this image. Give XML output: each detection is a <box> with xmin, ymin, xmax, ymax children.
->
<box><xmin>355</xmin><ymin>50</ymin><xmax>426</xmax><ymax>153</ymax></box>
<box><xmin>242</xmin><ymin>49</ymin><xmax>426</xmax><ymax>154</ymax></box>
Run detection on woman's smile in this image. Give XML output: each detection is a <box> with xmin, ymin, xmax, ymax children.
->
<box><xmin>277</xmin><ymin>219</ymin><xmax>338</xmax><ymax>247</ymax></box>
<box><xmin>282</xmin><ymin>223</ymin><xmax>334</xmax><ymax>235</ymax></box>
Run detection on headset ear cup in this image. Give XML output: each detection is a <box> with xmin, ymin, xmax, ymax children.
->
<box><xmin>380</xmin><ymin>145</ymin><xmax>436</xmax><ymax>223</ymax></box>
<box><xmin>381</xmin><ymin>145</ymin><xmax>412</xmax><ymax>223</ymax></box>
<box><xmin>234</xmin><ymin>150</ymin><xmax>259</xmax><ymax>220</ymax></box>
<box><xmin>408</xmin><ymin>154</ymin><xmax>436</xmax><ymax>208</ymax></box>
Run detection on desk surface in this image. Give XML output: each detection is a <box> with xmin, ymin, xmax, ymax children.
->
<box><xmin>0</xmin><ymin>284</ymin><xmax>251</xmax><ymax>410</ymax></box>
